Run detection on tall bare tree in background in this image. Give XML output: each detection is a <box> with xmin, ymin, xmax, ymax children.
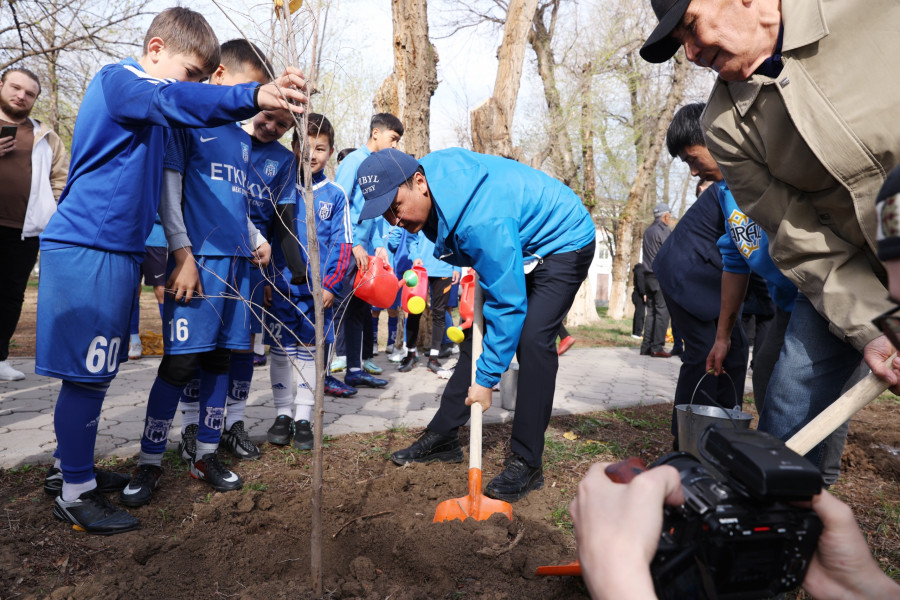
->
<box><xmin>468</xmin><ymin>0</ymin><xmax>537</xmax><ymax>158</ymax></box>
<box><xmin>374</xmin><ymin>0</ymin><xmax>439</xmax><ymax>158</ymax></box>
<box><xmin>0</xmin><ymin>0</ymin><xmax>152</xmax><ymax>137</ymax></box>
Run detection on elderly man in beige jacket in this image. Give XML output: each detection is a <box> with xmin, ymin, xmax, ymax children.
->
<box><xmin>640</xmin><ymin>0</ymin><xmax>900</xmax><ymax>481</ymax></box>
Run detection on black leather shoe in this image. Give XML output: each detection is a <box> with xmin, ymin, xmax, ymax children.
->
<box><xmin>398</xmin><ymin>354</ymin><xmax>418</xmax><ymax>373</ymax></box>
<box><xmin>484</xmin><ymin>455</ymin><xmax>544</xmax><ymax>502</ymax></box>
<box><xmin>390</xmin><ymin>430</ymin><xmax>463</xmax><ymax>465</ymax></box>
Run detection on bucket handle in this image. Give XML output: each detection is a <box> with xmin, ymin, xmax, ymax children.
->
<box><xmin>688</xmin><ymin>370</ymin><xmax>740</xmax><ymax>412</ymax></box>
<box><xmin>686</xmin><ymin>371</ymin><xmax>746</xmax><ymax>430</ymax></box>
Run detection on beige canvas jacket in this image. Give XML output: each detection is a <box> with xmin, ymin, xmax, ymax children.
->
<box><xmin>702</xmin><ymin>0</ymin><xmax>900</xmax><ymax>351</ymax></box>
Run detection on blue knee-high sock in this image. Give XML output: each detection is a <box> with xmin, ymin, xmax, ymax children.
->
<box><xmin>197</xmin><ymin>368</ymin><xmax>229</xmax><ymax>447</ymax></box>
<box><xmin>140</xmin><ymin>377</ymin><xmax>185</xmax><ymax>455</ymax></box>
<box><xmin>179</xmin><ymin>374</ymin><xmax>201</xmax><ymax>429</ymax></box>
<box><xmin>158</xmin><ymin>303</ymin><xmax>164</xmax><ymax>321</ymax></box>
<box><xmin>372</xmin><ymin>311</ymin><xmax>380</xmax><ymax>347</ymax></box>
<box><xmin>55</xmin><ymin>380</ymin><xmax>109</xmax><ymax>484</ymax></box>
<box><xmin>130</xmin><ymin>300</ymin><xmax>140</xmax><ymax>336</ymax></box>
<box><xmin>225</xmin><ymin>352</ymin><xmax>253</xmax><ymax>429</ymax></box>
<box><xmin>387</xmin><ymin>315</ymin><xmax>398</xmax><ymax>346</ymax></box>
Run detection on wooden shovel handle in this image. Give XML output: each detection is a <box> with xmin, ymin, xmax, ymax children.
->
<box><xmin>785</xmin><ymin>355</ymin><xmax>894</xmax><ymax>456</ymax></box>
<box><xmin>470</xmin><ymin>274</ymin><xmax>484</xmax><ymax>471</ymax></box>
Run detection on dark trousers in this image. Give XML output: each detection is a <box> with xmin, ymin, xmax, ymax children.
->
<box><xmin>751</xmin><ymin>307</ymin><xmax>790</xmax><ymax>415</ymax></box>
<box><xmin>632</xmin><ymin>293</ymin><xmax>646</xmax><ymax>336</ymax></box>
<box><xmin>336</xmin><ymin>264</ymin><xmax>374</xmax><ymax>369</ymax></box>
<box><xmin>428</xmin><ymin>241</ymin><xmax>595</xmax><ymax>468</ymax></box>
<box><xmin>405</xmin><ymin>276</ymin><xmax>452</xmax><ymax>352</ymax></box>
<box><xmin>0</xmin><ymin>226</ymin><xmax>39</xmax><ymax>361</ymax></box>
<box><xmin>665</xmin><ymin>293</ymin><xmax>748</xmax><ymax>438</ymax></box>
<box><xmin>640</xmin><ymin>273</ymin><xmax>669</xmax><ymax>354</ymax></box>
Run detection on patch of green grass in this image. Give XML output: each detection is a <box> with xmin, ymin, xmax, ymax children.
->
<box><xmin>387</xmin><ymin>424</ymin><xmax>409</xmax><ymax>435</ymax></box>
<box><xmin>543</xmin><ymin>434</ymin><xmax>623</xmax><ymax>466</ymax></box>
<box><xmin>8</xmin><ymin>465</ymin><xmax>33</xmax><ymax>474</ymax></box>
<box><xmin>246</xmin><ymin>482</ymin><xmax>268</xmax><ymax>492</ymax></box>
<box><xmin>163</xmin><ymin>450</ymin><xmax>188</xmax><ymax>473</ymax></box>
<box><xmin>551</xmin><ymin>502</ymin><xmax>573</xmax><ymax>533</ymax></box>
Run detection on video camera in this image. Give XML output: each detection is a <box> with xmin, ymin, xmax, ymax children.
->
<box><xmin>649</xmin><ymin>427</ymin><xmax>824</xmax><ymax>600</ymax></box>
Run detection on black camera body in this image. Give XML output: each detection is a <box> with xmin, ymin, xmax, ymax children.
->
<box><xmin>650</xmin><ymin>427</ymin><xmax>824</xmax><ymax>599</ymax></box>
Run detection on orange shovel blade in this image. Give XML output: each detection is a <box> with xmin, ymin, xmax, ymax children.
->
<box><xmin>434</xmin><ymin>468</ymin><xmax>513</xmax><ymax>522</ymax></box>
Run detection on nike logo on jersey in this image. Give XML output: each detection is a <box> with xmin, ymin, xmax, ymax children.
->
<box><xmin>200</xmin><ymin>136</ymin><xmax>218</xmax><ymax>143</ymax></box>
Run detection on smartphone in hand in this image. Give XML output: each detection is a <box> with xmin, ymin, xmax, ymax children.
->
<box><xmin>0</xmin><ymin>125</ymin><xmax>17</xmax><ymax>140</ymax></box>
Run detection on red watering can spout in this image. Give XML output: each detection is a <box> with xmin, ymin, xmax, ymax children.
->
<box><xmin>353</xmin><ymin>256</ymin><xmax>399</xmax><ymax>309</ymax></box>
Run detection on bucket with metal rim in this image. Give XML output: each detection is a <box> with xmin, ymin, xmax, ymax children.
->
<box><xmin>675</xmin><ymin>371</ymin><xmax>752</xmax><ymax>462</ymax></box>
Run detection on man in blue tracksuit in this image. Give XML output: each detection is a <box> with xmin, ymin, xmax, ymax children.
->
<box><xmin>356</xmin><ymin>147</ymin><xmax>596</xmax><ymax>502</ymax></box>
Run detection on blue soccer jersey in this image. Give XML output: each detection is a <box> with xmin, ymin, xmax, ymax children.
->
<box><xmin>41</xmin><ymin>58</ymin><xmax>261</xmax><ymax>257</ymax></box>
<box><xmin>247</xmin><ymin>137</ymin><xmax>297</xmax><ymax>241</ymax></box>
<box><xmin>165</xmin><ymin>123</ymin><xmax>253</xmax><ymax>257</ymax></box>
<box><xmin>271</xmin><ymin>170</ymin><xmax>352</xmax><ymax>296</ymax></box>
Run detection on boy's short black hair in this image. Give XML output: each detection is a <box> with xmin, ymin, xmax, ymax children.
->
<box><xmin>307</xmin><ymin>113</ymin><xmax>335</xmax><ymax>149</ymax></box>
<box><xmin>1</xmin><ymin>67</ymin><xmax>41</xmax><ymax>94</ymax></box>
<box><xmin>143</xmin><ymin>8</ymin><xmax>220</xmax><ymax>78</ymax></box>
<box><xmin>666</xmin><ymin>102</ymin><xmax>706</xmax><ymax>158</ymax></box>
<box><xmin>336</xmin><ymin>147</ymin><xmax>356</xmax><ymax>163</ymax></box>
<box><xmin>220</xmin><ymin>39</ymin><xmax>273</xmax><ymax>83</ymax></box>
<box><xmin>369</xmin><ymin>113</ymin><xmax>404</xmax><ymax>138</ymax></box>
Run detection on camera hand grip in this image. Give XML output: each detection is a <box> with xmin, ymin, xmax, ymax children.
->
<box><xmin>604</xmin><ymin>457</ymin><xmax>648</xmax><ymax>484</ymax></box>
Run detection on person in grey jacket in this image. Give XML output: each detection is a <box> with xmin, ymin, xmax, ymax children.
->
<box><xmin>640</xmin><ymin>203</ymin><xmax>672</xmax><ymax>357</ymax></box>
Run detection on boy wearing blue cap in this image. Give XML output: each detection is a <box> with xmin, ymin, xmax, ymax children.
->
<box><xmin>356</xmin><ymin>147</ymin><xmax>596</xmax><ymax>502</ymax></box>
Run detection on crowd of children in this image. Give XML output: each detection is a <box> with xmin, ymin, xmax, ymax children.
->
<box><xmin>29</xmin><ymin>6</ymin><xmax>472</xmax><ymax>535</ymax></box>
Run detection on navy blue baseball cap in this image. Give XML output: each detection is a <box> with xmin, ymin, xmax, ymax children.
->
<box><xmin>640</xmin><ymin>0</ymin><xmax>692</xmax><ymax>63</ymax></box>
<box><xmin>357</xmin><ymin>148</ymin><xmax>420</xmax><ymax>224</ymax></box>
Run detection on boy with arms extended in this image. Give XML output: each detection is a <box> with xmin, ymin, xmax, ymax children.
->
<box><xmin>38</xmin><ymin>8</ymin><xmax>306</xmax><ymax>535</ymax></box>
<box><xmin>175</xmin><ymin>105</ymin><xmax>299</xmax><ymax>463</ymax></box>
<box><xmin>357</xmin><ymin>148</ymin><xmax>596</xmax><ymax>502</ymax></box>
<box><xmin>265</xmin><ymin>113</ymin><xmax>352</xmax><ymax>449</ymax></box>
<box><xmin>121</xmin><ymin>39</ymin><xmax>291</xmax><ymax>507</ymax></box>
<box><xmin>330</xmin><ymin>113</ymin><xmax>404</xmax><ymax>386</ymax></box>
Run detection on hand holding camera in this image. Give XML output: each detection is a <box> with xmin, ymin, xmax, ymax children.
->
<box><xmin>570</xmin><ymin>427</ymin><xmax>900</xmax><ymax>600</ymax></box>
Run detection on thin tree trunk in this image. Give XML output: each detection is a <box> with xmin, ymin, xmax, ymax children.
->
<box><xmin>608</xmin><ymin>55</ymin><xmax>688</xmax><ymax>319</ymax></box>
<box><xmin>580</xmin><ymin>61</ymin><xmax>595</xmax><ymax>211</ymax></box>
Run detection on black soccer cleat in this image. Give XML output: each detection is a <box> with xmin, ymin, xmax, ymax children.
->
<box><xmin>54</xmin><ymin>488</ymin><xmax>139</xmax><ymax>535</ymax></box>
<box><xmin>191</xmin><ymin>453</ymin><xmax>243</xmax><ymax>492</ymax></box>
<box><xmin>293</xmin><ymin>420</ymin><xmax>314</xmax><ymax>451</ymax></box>
<box><xmin>118</xmin><ymin>464</ymin><xmax>163</xmax><ymax>508</ymax></box>
<box><xmin>221</xmin><ymin>420</ymin><xmax>260</xmax><ymax>460</ymax></box>
<box><xmin>44</xmin><ymin>467</ymin><xmax>131</xmax><ymax>497</ymax></box>
<box><xmin>267</xmin><ymin>415</ymin><xmax>295</xmax><ymax>445</ymax></box>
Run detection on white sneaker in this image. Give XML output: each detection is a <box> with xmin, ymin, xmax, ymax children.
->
<box><xmin>128</xmin><ymin>340</ymin><xmax>143</xmax><ymax>359</ymax></box>
<box><xmin>0</xmin><ymin>360</ymin><xmax>25</xmax><ymax>381</ymax></box>
<box><xmin>388</xmin><ymin>345</ymin><xmax>408</xmax><ymax>363</ymax></box>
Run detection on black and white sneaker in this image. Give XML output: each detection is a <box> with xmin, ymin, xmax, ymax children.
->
<box><xmin>191</xmin><ymin>453</ymin><xmax>242</xmax><ymax>492</ymax></box>
<box><xmin>221</xmin><ymin>421</ymin><xmax>260</xmax><ymax>460</ymax></box>
<box><xmin>118</xmin><ymin>464</ymin><xmax>163</xmax><ymax>508</ymax></box>
<box><xmin>179</xmin><ymin>423</ymin><xmax>198</xmax><ymax>465</ymax></box>
<box><xmin>43</xmin><ymin>467</ymin><xmax>131</xmax><ymax>497</ymax></box>
<box><xmin>293</xmin><ymin>420</ymin><xmax>313</xmax><ymax>450</ymax></box>
<box><xmin>267</xmin><ymin>415</ymin><xmax>294</xmax><ymax>445</ymax></box>
<box><xmin>54</xmin><ymin>488</ymin><xmax>139</xmax><ymax>535</ymax></box>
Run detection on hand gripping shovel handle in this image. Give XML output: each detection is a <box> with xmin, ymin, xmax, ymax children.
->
<box><xmin>785</xmin><ymin>354</ymin><xmax>895</xmax><ymax>456</ymax></box>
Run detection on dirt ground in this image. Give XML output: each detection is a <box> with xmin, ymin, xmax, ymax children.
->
<box><xmin>4</xmin><ymin>286</ymin><xmax>899</xmax><ymax>599</ymax></box>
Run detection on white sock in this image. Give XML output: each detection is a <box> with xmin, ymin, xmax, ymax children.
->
<box><xmin>270</xmin><ymin>348</ymin><xmax>295</xmax><ymax>417</ymax></box>
<box><xmin>253</xmin><ymin>341</ymin><xmax>265</xmax><ymax>355</ymax></box>
<box><xmin>226</xmin><ymin>398</ymin><xmax>246</xmax><ymax>430</ymax></box>
<box><xmin>294</xmin><ymin>346</ymin><xmax>315</xmax><ymax>422</ymax></box>
<box><xmin>61</xmin><ymin>478</ymin><xmax>97</xmax><ymax>502</ymax></box>
<box><xmin>429</xmin><ymin>349</ymin><xmax>439</xmax><ymax>357</ymax></box>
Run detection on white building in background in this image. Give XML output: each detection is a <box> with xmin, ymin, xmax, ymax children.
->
<box><xmin>588</xmin><ymin>228</ymin><xmax>614</xmax><ymax>305</ymax></box>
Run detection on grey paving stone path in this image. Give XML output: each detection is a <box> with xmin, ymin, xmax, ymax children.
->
<box><xmin>0</xmin><ymin>347</ymin><xmax>685</xmax><ymax>468</ymax></box>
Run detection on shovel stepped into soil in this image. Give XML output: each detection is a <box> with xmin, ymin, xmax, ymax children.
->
<box><xmin>434</xmin><ymin>275</ymin><xmax>513</xmax><ymax>523</ymax></box>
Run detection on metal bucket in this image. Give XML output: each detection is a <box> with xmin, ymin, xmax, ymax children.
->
<box><xmin>500</xmin><ymin>362</ymin><xmax>519</xmax><ymax>411</ymax></box>
<box><xmin>675</xmin><ymin>372</ymin><xmax>752</xmax><ymax>461</ymax></box>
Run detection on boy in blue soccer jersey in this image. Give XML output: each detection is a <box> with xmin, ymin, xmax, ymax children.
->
<box><xmin>175</xmin><ymin>106</ymin><xmax>299</xmax><ymax>463</ymax></box>
<box><xmin>265</xmin><ymin>113</ymin><xmax>353</xmax><ymax>449</ymax></box>
<box><xmin>357</xmin><ymin>148</ymin><xmax>596</xmax><ymax>503</ymax></box>
<box><xmin>120</xmin><ymin>40</ymin><xmax>288</xmax><ymax>508</ymax></box>
<box><xmin>37</xmin><ymin>8</ymin><xmax>306</xmax><ymax>535</ymax></box>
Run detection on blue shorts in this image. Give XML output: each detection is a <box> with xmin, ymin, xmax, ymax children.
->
<box><xmin>264</xmin><ymin>288</ymin><xmax>334</xmax><ymax>347</ymax></box>
<box><xmin>36</xmin><ymin>246</ymin><xmax>139</xmax><ymax>382</ymax></box>
<box><xmin>163</xmin><ymin>255</ymin><xmax>252</xmax><ymax>354</ymax></box>
<box><xmin>247</xmin><ymin>267</ymin><xmax>267</xmax><ymax>335</ymax></box>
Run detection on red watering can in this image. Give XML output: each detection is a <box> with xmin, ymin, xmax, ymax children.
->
<box><xmin>401</xmin><ymin>265</ymin><xmax>428</xmax><ymax>314</ymax></box>
<box><xmin>353</xmin><ymin>256</ymin><xmax>399</xmax><ymax>309</ymax></box>
<box><xmin>446</xmin><ymin>272</ymin><xmax>476</xmax><ymax>343</ymax></box>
